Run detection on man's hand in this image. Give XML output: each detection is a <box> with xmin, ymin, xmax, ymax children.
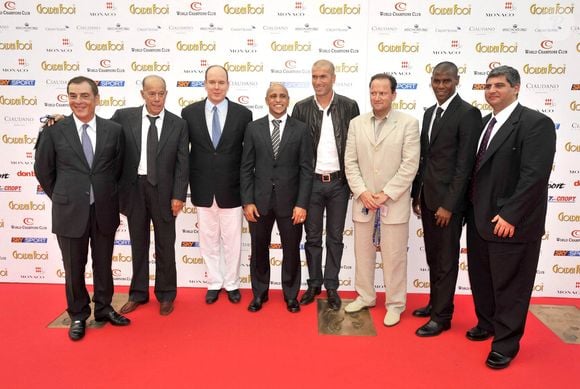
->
<box><xmin>435</xmin><ymin>207</ymin><xmax>452</xmax><ymax>227</ymax></box>
<box><xmin>492</xmin><ymin>214</ymin><xmax>515</xmax><ymax>238</ymax></box>
<box><xmin>373</xmin><ymin>191</ymin><xmax>389</xmax><ymax>206</ymax></box>
<box><xmin>359</xmin><ymin>191</ymin><xmax>379</xmax><ymax>210</ymax></box>
<box><xmin>243</xmin><ymin>204</ymin><xmax>260</xmax><ymax>223</ymax></box>
<box><xmin>412</xmin><ymin>200</ymin><xmax>421</xmax><ymax>218</ymax></box>
<box><xmin>292</xmin><ymin>207</ymin><xmax>307</xmax><ymax>225</ymax></box>
<box><xmin>171</xmin><ymin>199</ymin><xmax>183</xmax><ymax>217</ymax></box>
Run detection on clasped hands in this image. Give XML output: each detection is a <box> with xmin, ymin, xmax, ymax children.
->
<box><xmin>243</xmin><ymin>204</ymin><xmax>307</xmax><ymax>225</ymax></box>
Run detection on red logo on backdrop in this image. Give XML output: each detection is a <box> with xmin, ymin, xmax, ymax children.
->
<box><xmin>489</xmin><ymin>62</ymin><xmax>501</xmax><ymax>69</ymax></box>
<box><xmin>190</xmin><ymin>2</ymin><xmax>202</xmax><ymax>11</ymax></box>
<box><xmin>57</xmin><ymin>94</ymin><xmax>68</xmax><ymax>103</ymax></box>
<box><xmin>100</xmin><ymin>59</ymin><xmax>111</xmax><ymax>68</ymax></box>
<box><xmin>540</xmin><ymin>40</ymin><xmax>553</xmax><ymax>49</ymax></box>
<box><xmin>572</xmin><ymin>230</ymin><xmax>580</xmax><ymax>238</ymax></box>
<box><xmin>4</xmin><ymin>1</ymin><xmax>16</xmax><ymax>10</ymax></box>
<box><xmin>144</xmin><ymin>39</ymin><xmax>156</xmax><ymax>48</ymax></box>
<box><xmin>395</xmin><ymin>2</ymin><xmax>407</xmax><ymax>11</ymax></box>
<box><xmin>285</xmin><ymin>60</ymin><xmax>296</xmax><ymax>69</ymax></box>
<box><xmin>333</xmin><ymin>39</ymin><xmax>345</xmax><ymax>48</ymax></box>
<box><xmin>238</xmin><ymin>96</ymin><xmax>249</xmax><ymax>104</ymax></box>
<box><xmin>23</xmin><ymin>218</ymin><xmax>34</xmax><ymax>225</ymax></box>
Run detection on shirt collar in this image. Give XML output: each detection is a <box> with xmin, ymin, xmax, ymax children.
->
<box><xmin>205</xmin><ymin>98</ymin><xmax>228</xmax><ymax>112</ymax></box>
<box><xmin>142</xmin><ymin>105</ymin><xmax>165</xmax><ymax>123</ymax></box>
<box><xmin>437</xmin><ymin>92</ymin><xmax>457</xmax><ymax>112</ymax></box>
<box><xmin>73</xmin><ymin>115</ymin><xmax>96</xmax><ymax>132</ymax></box>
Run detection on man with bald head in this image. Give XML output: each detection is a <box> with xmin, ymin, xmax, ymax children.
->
<box><xmin>241</xmin><ymin>83</ymin><xmax>313</xmax><ymax>313</ymax></box>
<box><xmin>182</xmin><ymin>65</ymin><xmax>253</xmax><ymax>305</ymax></box>
<box><xmin>112</xmin><ymin>75</ymin><xmax>189</xmax><ymax>316</ymax></box>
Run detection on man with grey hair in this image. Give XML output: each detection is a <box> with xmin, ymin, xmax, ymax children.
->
<box><xmin>466</xmin><ymin>65</ymin><xmax>555</xmax><ymax>369</ymax></box>
<box><xmin>292</xmin><ymin>59</ymin><xmax>360</xmax><ymax>311</ymax></box>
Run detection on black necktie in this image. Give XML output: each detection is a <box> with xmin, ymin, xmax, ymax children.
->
<box><xmin>146</xmin><ymin>115</ymin><xmax>159</xmax><ymax>186</ymax></box>
<box><xmin>272</xmin><ymin>119</ymin><xmax>281</xmax><ymax>158</ymax></box>
<box><xmin>469</xmin><ymin>117</ymin><xmax>497</xmax><ymax>201</ymax></box>
<box><xmin>429</xmin><ymin>107</ymin><xmax>443</xmax><ymax>142</ymax></box>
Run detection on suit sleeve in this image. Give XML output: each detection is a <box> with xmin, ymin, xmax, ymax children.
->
<box><xmin>172</xmin><ymin>119</ymin><xmax>190</xmax><ymax>201</ymax></box>
<box><xmin>34</xmin><ymin>127</ymin><xmax>56</xmax><ymax>199</ymax></box>
<box><xmin>344</xmin><ymin>119</ymin><xmax>367</xmax><ymax>199</ymax></box>
<box><xmin>240</xmin><ymin>124</ymin><xmax>256</xmax><ymax>205</ymax></box>
<box><xmin>295</xmin><ymin>126</ymin><xmax>314</xmax><ymax>209</ymax></box>
<box><xmin>114</xmin><ymin>124</ymin><xmax>125</xmax><ymax>182</ymax></box>
<box><xmin>382</xmin><ymin>118</ymin><xmax>420</xmax><ymax>201</ymax></box>
<box><xmin>499</xmin><ymin>114</ymin><xmax>556</xmax><ymax>226</ymax></box>
<box><xmin>411</xmin><ymin>109</ymin><xmax>431</xmax><ymax>201</ymax></box>
<box><xmin>441</xmin><ymin>107</ymin><xmax>482</xmax><ymax>212</ymax></box>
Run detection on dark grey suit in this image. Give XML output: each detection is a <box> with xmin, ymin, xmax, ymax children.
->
<box><xmin>240</xmin><ymin>115</ymin><xmax>313</xmax><ymax>300</ymax></box>
<box><xmin>411</xmin><ymin>95</ymin><xmax>482</xmax><ymax>323</ymax></box>
<box><xmin>35</xmin><ymin>115</ymin><xmax>124</xmax><ymax>321</ymax></box>
<box><xmin>111</xmin><ymin>107</ymin><xmax>189</xmax><ymax>303</ymax></box>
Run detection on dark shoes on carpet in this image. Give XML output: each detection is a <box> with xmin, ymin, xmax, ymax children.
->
<box><xmin>95</xmin><ymin>311</ymin><xmax>131</xmax><ymax>326</ymax></box>
<box><xmin>120</xmin><ymin>300</ymin><xmax>145</xmax><ymax>314</ymax></box>
<box><xmin>466</xmin><ymin>326</ymin><xmax>494</xmax><ymax>341</ymax></box>
<box><xmin>412</xmin><ymin>305</ymin><xmax>432</xmax><ymax>317</ymax></box>
<box><xmin>299</xmin><ymin>286</ymin><xmax>321</xmax><ymax>305</ymax></box>
<box><xmin>486</xmin><ymin>351</ymin><xmax>513</xmax><ymax>369</ymax></box>
<box><xmin>286</xmin><ymin>299</ymin><xmax>300</xmax><ymax>313</ymax></box>
<box><xmin>205</xmin><ymin>289</ymin><xmax>221</xmax><ymax>304</ymax></box>
<box><xmin>68</xmin><ymin>320</ymin><xmax>86</xmax><ymax>341</ymax></box>
<box><xmin>326</xmin><ymin>289</ymin><xmax>341</xmax><ymax>311</ymax></box>
<box><xmin>160</xmin><ymin>301</ymin><xmax>174</xmax><ymax>316</ymax></box>
<box><xmin>415</xmin><ymin>320</ymin><xmax>451</xmax><ymax>337</ymax></box>
<box><xmin>248</xmin><ymin>296</ymin><xmax>268</xmax><ymax>312</ymax></box>
<box><xmin>227</xmin><ymin>289</ymin><xmax>241</xmax><ymax>304</ymax></box>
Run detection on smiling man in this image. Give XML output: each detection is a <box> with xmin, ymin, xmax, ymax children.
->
<box><xmin>411</xmin><ymin>62</ymin><xmax>482</xmax><ymax>337</ymax></box>
<box><xmin>466</xmin><ymin>65</ymin><xmax>556</xmax><ymax>369</ymax></box>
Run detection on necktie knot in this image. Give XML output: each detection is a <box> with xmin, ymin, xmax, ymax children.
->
<box><xmin>272</xmin><ymin>119</ymin><xmax>281</xmax><ymax>128</ymax></box>
<box><xmin>147</xmin><ymin>115</ymin><xmax>158</xmax><ymax>125</ymax></box>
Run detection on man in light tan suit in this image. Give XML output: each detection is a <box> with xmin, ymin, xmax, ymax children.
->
<box><xmin>344</xmin><ymin>73</ymin><xmax>420</xmax><ymax>327</ymax></box>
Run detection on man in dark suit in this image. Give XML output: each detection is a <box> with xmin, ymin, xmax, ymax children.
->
<box><xmin>291</xmin><ymin>59</ymin><xmax>360</xmax><ymax>311</ymax></box>
<box><xmin>111</xmin><ymin>75</ymin><xmax>189</xmax><ymax>316</ymax></box>
<box><xmin>411</xmin><ymin>62</ymin><xmax>482</xmax><ymax>336</ymax></box>
<box><xmin>241</xmin><ymin>83</ymin><xmax>313</xmax><ymax>313</ymax></box>
<box><xmin>466</xmin><ymin>65</ymin><xmax>556</xmax><ymax>369</ymax></box>
<box><xmin>181</xmin><ymin>65</ymin><xmax>253</xmax><ymax>305</ymax></box>
<box><xmin>35</xmin><ymin>76</ymin><xmax>129</xmax><ymax>341</ymax></box>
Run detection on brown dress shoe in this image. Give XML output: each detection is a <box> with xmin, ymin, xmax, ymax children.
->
<box><xmin>120</xmin><ymin>300</ymin><xmax>144</xmax><ymax>314</ymax></box>
<box><xmin>160</xmin><ymin>301</ymin><xmax>174</xmax><ymax>316</ymax></box>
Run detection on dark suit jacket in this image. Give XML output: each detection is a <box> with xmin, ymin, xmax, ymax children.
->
<box><xmin>34</xmin><ymin>115</ymin><xmax>124</xmax><ymax>237</ymax></box>
<box><xmin>412</xmin><ymin>95</ymin><xmax>482</xmax><ymax>213</ymax></box>
<box><xmin>111</xmin><ymin>106</ymin><xmax>189</xmax><ymax>222</ymax></box>
<box><xmin>181</xmin><ymin>98</ymin><xmax>253</xmax><ymax>208</ymax></box>
<box><xmin>240</xmin><ymin>115</ymin><xmax>313</xmax><ymax>217</ymax></box>
<box><xmin>470</xmin><ymin>104</ymin><xmax>556</xmax><ymax>242</ymax></box>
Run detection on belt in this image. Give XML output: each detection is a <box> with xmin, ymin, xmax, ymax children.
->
<box><xmin>314</xmin><ymin>171</ymin><xmax>341</xmax><ymax>182</ymax></box>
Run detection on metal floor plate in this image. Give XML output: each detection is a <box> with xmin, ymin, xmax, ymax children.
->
<box><xmin>47</xmin><ymin>293</ymin><xmax>128</xmax><ymax>328</ymax></box>
<box><xmin>317</xmin><ymin>299</ymin><xmax>377</xmax><ymax>336</ymax></box>
<box><xmin>529</xmin><ymin>304</ymin><xmax>580</xmax><ymax>344</ymax></box>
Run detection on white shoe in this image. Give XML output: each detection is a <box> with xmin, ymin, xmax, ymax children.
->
<box><xmin>344</xmin><ymin>299</ymin><xmax>375</xmax><ymax>313</ymax></box>
<box><xmin>383</xmin><ymin>311</ymin><xmax>401</xmax><ymax>327</ymax></box>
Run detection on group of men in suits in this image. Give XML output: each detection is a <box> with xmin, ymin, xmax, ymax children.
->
<box><xmin>35</xmin><ymin>62</ymin><xmax>555</xmax><ymax>370</ymax></box>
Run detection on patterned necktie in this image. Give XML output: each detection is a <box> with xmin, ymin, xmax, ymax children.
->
<box><xmin>146</xmin><ymin>115</ymin><xmax>159</xmax><ymax>186</ymax></box>
<box><xmin>429</xmin><ymin>107</ymin><xmax>444</xmax><ymax>142</ymax></box>
<box><xmin>272</xmin><ymin>119</ymin><xmax>281</xmax><ymax>158</ymax></box>
<box><xmin>211</xmin><ymin>106</ymin><xmax>221</xmax><ymax>148</ymax></box>
<box><xmin>81</xmin><ymin>123</ymin><xmax>94</xmax><ymax>204</ymax></box>
<box><xmin>469</xmin><ymin>117</ymin><xmax>497</xmax><ymax>201</ymax></box>
<box><xmin>372</xmin><ymin>209</ymin><xmax>381</xmax><ymax>247</ymax></box>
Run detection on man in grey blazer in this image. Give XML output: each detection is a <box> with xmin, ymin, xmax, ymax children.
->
<box><xmin>112</xmin><ymin>75</ymin><xmax>189</xmax><ymax>316</ymax></box>
<box><xmin>35</xmin><ymin>76</ymin><xmax>129</xmax><ymax>341</ymax></box>
<box><xmin>240</xmin><ymin>83</ymin><xmax>313</xmax><ymax>313</ymax></box>
<box><xmin>344</xmin><ymin>73</ymin><xmax>420</xmax><ymax>327</ymax></box>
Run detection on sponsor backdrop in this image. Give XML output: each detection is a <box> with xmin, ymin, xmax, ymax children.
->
<box><xmin>0</xmin><ymin>1</ymin><xmax>578</xmax><ymax>298</ymax></box>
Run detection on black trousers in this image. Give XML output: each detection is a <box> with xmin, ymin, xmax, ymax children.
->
<box><xmin>57</xmin><ymin>204</ymin><xmax>115</xmax><ymax>321</ymax></box>
<box><xmin>127</xmin><ymin>177</ymin><xmax>177</xmax><ymax>303</ymax></box>
<box><xmin>466</xmin><ymin>205</ymin><xmax>541</xmax><ymax>357</ymax></box>
<box><xmin>304</xmin><ymin>178</ymin><xmax>349</xmax><ymax>290</ymax></box>
<box><xmin>420</xmin><ymin>193</ymin><xmax>463</xmax><ymax>323</ymax></box>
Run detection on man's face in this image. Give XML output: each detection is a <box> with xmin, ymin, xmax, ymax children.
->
<box><xmin>431</xmin><ymin>69</ymin><xmax>459</xmax><ymax>105</ymax></box>
<box><xmin>266</xmin><ymin>84</ymin><xmax>289</xmax><ymax>119</ymax></box>
<box><xmin>370</xmin><ymin>78</ymin><xmax>396</xmax><ymax>118</ymax></box>
<box><xmin>67</xmin><ymin>81</ymin><xmax>98</xmax><ymax>123</ymax></box>
<box><xmin>141</xmin><ymin>77</ymin><xmax>167</xmax><ymax>116</ymax></box>
<box><xmin>311</xmin><ymin>65</ymin><xmax>335</xmax><ymax>99</ymax></box>
<box><xmin>205</xmin><ymin>67</ymin><xmax>229</xmax><ymax>105</ymax></box>
<box><xmin>484</xmin><ymin>75</ymin><xmax>520</xmax><ymax>114</ymax></box>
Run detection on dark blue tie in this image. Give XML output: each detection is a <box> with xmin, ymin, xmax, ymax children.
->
<box><xmin>212</xmin><ymin>106</ymin><xmax>221</xmax><ymax>148</ymax></box>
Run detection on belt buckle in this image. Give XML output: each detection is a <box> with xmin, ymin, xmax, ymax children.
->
<box><xmin>321</xmin><ymin>173</ymin><xmax>331</xmax><ymax>182</ymax></box>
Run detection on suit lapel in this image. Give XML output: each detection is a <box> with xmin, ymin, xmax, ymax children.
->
<box><xmin>61</xmin><ymin>116</ymin><xmax>89</xmax><ymax>168</ymax></box>
<box><xmin>197</xmin><ymin>99</ymin><xmax>214</xmax><ymax>148</ymax></box>
<box><xmin>422</xmin><ymin>105</ymin><xmax>435</xmax><ymax>149</ymax></box>
<box><xmin>157</xmin><ymin>110</ymin><xmax>172</xmax><ymax>154</ymax></box>
<box><xmin>277</xmin><ymin>117</ymin><xmax>296</xmax><ymax>157</ymax></box>
<box><xmin>258</xmin><ymin>117</ymin><xmax>275</xmax><ymax>159</ymax></box>
<box><xmin>429</xmin><ymin>95</ymin><xmax>460</xmax><ymax>145</ymax></box>
<box><xmin>479</xmin><ymin>104</ymin><xmax>522</xmax><ymax>168</ymax></box>
<box><xmin>376</xmin><ymin>114</ymin><xmax>397</xmax><ymax>145</ymax></box>
<box><xmin>94</xmin><ymin>116</ymin><xmax>111</xmax><ymax>167</ymax></box>
<box><xmin>130</xmin><ymin>108</ymin><xmax>142</xmax><ymax>154</ymax></box>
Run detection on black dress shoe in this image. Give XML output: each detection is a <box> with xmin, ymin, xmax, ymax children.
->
<box><xmin>286</xmin><ymin>299</ymin><xmax>300</xmax><ymax>313</ymax></box>
<box><xmin>326</xmin><ymin>289</ymin><xmax>341</xmax><ymax>311</ymax></box>
<box><xmin>247</xmin><ymin>296</ymin><xmax>268</xmax><ymax>312</ymax></box>
<box><xmin>205</xmin><ymin>289</ymin><xmax>221</xmax><ymax>304</ymax></box>
<box><xmin>415</xmin><ymin>320</ymin><xmax>451</xmax><ymax>337</ymax></box>
<box><xmin>412</xmin><ymin>305</ymin><xmax>432</xmax><ymax>317</ymax></box>
<box><xmin>466</xmin><ymin>326</ymin><xmax>494</xmax><ymax>341</ymax></box>
<box><xmin>227</xmin><ymin>289</ymin><xmax>241</xmax><ymax>304</ymax></box>
<box><xmin>486</xmin><ymin>351</ymin><xmax>513</xmax><ymax>369</ymax></box>
<box><xmin>299</xmin><ymin>286</ymin><xmax>321</xmax><ymax>305</ymax></box>
<box><xmin>95</xmin><ymin>311</ymin><xmax>131</xmax><ymax>326</ymax></box>
<box><xmin>68</xmin><ymin>320</ymin><xmax>86</xmax><ymax>341</ymax></box>
<box><xmin>159</xmin><ymin>301</ymin><xmax>174</xmax><ymax>316</ymax></box>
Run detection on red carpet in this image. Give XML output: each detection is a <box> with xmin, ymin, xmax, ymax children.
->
<box><xmin>1</xmin><ymin>283</ymin><xmax>577</xmax><ymax>389</ymax></box>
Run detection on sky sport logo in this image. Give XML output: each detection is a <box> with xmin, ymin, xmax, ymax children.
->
<box><xmin>11</xmin><ymin>237</ymin><xmax>48</xmax><ymax>243</ymax></box>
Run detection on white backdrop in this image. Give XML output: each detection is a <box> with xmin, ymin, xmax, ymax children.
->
<box><xmin>0</xmin><ymin>0</ymin><xmax>578</xmax><ymax>298</ymax></box>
